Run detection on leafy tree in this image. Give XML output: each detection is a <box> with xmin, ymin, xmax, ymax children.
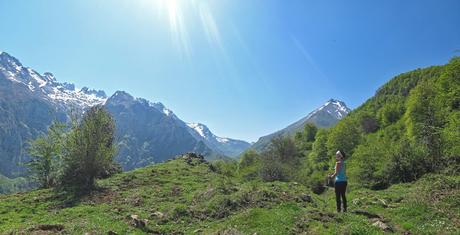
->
<box><xmin>386</xmin><ymin>138</ymin><xmax>426</xmax><ymax>183</ymax></box>
<box><xmin>378</xmin><ymin>103</ymin><xmax>404</xmax><ymax>127</ymax></box>
<box><xmin>294</xmin><ymin>123</ymin><xmax>318</xmax><ymax>152</ymax></box>
<box><xmin>27</xmin><ymin>121</ymin><xmax>65</xmax><ymax>188</ymax></box>
<box><xmin>238</xmin><ymin>149</ymin><xmax>261</xmax><ymax>181</ymax></box>
<box><xmin>358</xmin><ymin>113</ymin><xmax>380</xmax><ymax>134</ymax></box>
<box><xmin>349</xmin><ymin>138</ymin><xmax>390</xmax><ymax>189</ymax></box>
<box><xmin>308</xmin><ymin>129</ymin><xmax>329</xmax><ymax>171</ymax></box>
<box><xmin>405</xmin><ymin>80</ymin><xmax>443</xmax><ymax>172</ymax></box>
<box><xmin>303</xmin><ymin>123</ymin><xmax>318</xmax><ymax>142</ymax></box>
<box><xmin>259</xmin><ymin>136</ymin><xmax>299</xmax><ymax>181</ymax></box>
<box><xmin>326</xmin><ymin>118</ymin><xmax>362</xmax><ymax>157</ymax></box>
<box><xmin>61</xmin><ymin>106</ymin><xmax>117</xmax><ymax>190</ymax></box>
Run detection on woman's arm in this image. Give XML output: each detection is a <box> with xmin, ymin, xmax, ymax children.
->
<box><xmin>330</xmin><ymin>162</ymin><xmax>341</xmax><ymax>177</ymax></box>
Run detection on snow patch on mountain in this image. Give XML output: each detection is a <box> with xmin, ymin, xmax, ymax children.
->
<box><xmin>216</xmin><ymin>137</ymin><xmax>230</xmax><ymax>143</ymax></box>
<box><xmin>0</xmin><ymin>52</ymin><xmax>107</xmax><ymax>109</ymax></box>
<box><xmin>187</xmin><ymin>123</ymin><xmax>206</xmax><ymax>138</ymax></box>
<box><xmin>313</xmin><ymin>99</ymin><xmax>351</xmax><ymax>120</ymax></box>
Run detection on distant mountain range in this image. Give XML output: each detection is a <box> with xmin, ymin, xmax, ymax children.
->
<box><xmin>251</xmin><ymin>99</ymin><xmax>351</xmax><ymax>152</ymax></box>
<box><xmin>0</xmin><ymin>52</ymin><xmax>249</xmax><ymax>177</ymax></box>
<box><xmin>0</xmin><ymin>52</ymin><xmax>351</xmax><ymax>178</ymax></box>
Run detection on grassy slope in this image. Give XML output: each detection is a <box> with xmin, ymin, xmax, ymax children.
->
<box><xmin>0</xmin><ymin>156</ymin><xmax>458</xmax><ymax>234</ymax></box>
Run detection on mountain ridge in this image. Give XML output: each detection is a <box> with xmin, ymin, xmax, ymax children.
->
<box><xmin>251</xmin><ymin>98</ymin><xmax>351</xmax><ymax>152</ymax></box>
<box><xmin>0</xmin><ymin>52</ymin><xmax>249</xmax><ymax>176</ymax></box>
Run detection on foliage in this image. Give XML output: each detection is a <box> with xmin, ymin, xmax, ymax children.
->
<box><xmin>209</xmin><ymin>160</ymin><xmax>238</xmax><ymax>177</ymax></box>
<box><xmin>26</xmin><ymin>121</ymin><xmax>66</xmax><ymax>188</ymax></box>
<box><xmin>61</xmin><ymin>106</ymin><xmax>117</xmax><ymax>190</ymax></box>
<box><xmin>308</xmin><ymin>129</ymin><xmax>329</xmax><ymax>172</ymax></box>
<box><xmin>326</xmin><ymin>118</ymin><xmax>362</xmax><ymax>157</ymax></box>
<box><xmin>1</xmin><ymin>155</ymin><xmax>458</xmax><ymax>234</ymax></box>
<box><xmin>25</xmin><ymin>106</ymin><xmax>118</xmax><ymax>192</ymax></box>
<box><xmin>259</xmin><ymin>136</ymin><xmax>300</xmax><ymax>182</ymax></box>
<box><xmin>301</xmin><ymin>57</ymin><xmax>460</xmax><ymax>190</ymax></box>
<box><xmin>238</xmin><ymin>149</ymin><xmax>261</xmax><ymax>181</ymax></box>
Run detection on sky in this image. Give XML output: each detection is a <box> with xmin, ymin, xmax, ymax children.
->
<box><xmin>1</xmin><ymin>0</ymin><xmax>459</xmax><ymax>142</ymax></box>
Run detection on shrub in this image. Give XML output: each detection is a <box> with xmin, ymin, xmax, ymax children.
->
<box><xmin>309</xmin><ymin>171</ymin><xmax>327</xmax><ymax>194</ymax></box>
<box><xmin>238</xmin><ymin>150</ymin><xmax>261</xmax><ymax>180</ymax></box>
<box><xmin>258</xmin><ymin>136</ymin><xmax>299</xmax><ymax>182</ymax></box>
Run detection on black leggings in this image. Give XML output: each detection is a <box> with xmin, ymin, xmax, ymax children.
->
<box><xmin>334</xmin><ymin>181</ymin><xmax>347</xmax><ymax>212</ymax></box>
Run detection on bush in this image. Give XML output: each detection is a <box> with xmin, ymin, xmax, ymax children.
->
<box><xmin>238</xmin><ymin>150</ymin><xmax>261</xmax><ymax>181</ymax></box>
<box><xmin>309</xmin><ymin>171</ymin><xmax>326</xmax><ymax>194</ymax></box>
<box><xmin>209</xmin><ymin>160</ymin><xmax>238</xmax><ymax>177</ymax></box>
<box><xmin>258</xmin><ymin>136</ymin><xmax>299</xmax><ymax>182</ymax></box>
<box><xmin>386</xmin><ymin>140</ymin><xmax>427</xmax><ymax>183</ymax></box>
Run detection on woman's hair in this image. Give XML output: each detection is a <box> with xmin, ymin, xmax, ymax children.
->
<box><xmin>336</xmin><ymin>150</ymin><xmax>346</xmax><ymax>160</ymax></box>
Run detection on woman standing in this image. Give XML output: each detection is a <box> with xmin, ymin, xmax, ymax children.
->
<box><xmin>329</xmin><ymin>150</ymin><xmax>347</xmax><ymax>212</ymax></box>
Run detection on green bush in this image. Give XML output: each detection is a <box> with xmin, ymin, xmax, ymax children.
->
<box><xmin>210</xmin><ymin>160</ymin><xmax>238</xmax><ymax>177</ymax></box>
<box><xmin>238</xmin><ymin>150</ymin><xmax>261</xmax><ymax>181</ymax></box>
<box><xmin>309</xmin><ymin>171</ymin><xmax>326</xmax><ymax>194</ymax></box>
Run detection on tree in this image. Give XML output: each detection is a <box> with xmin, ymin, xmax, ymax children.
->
<box><xmin>327</xmin><ymin>118</ymin><xmax>362</xmax><ymax>157</ymax></box>
<box><xmin>378</xmin><ymin>103</ymin><xmax>404</xmax><ymax>127</ymax></box>
<box><xmin>294</xmin><ymin>123</ymin><xmax>318</xmax><ymax>151</ymax></box>
<box><xmin>359</xmin><ymin>113</ymin><xmax>379</xmax><ymax>134</ymax></box>
<box><xmin>238</xmin><ymin>149</ymin><xmax>261</xmax><ymax>181</ymax></box>
<box><xmin>308</xmin><ymin>129</ymin><xmax>329</xmax><ymax>171</ymax></box>
<box><xmin>303</xmin><ymin>123</ymin><xmax>318</xmax><ymax>142</ymax></box>
<box><xmin>259</xmin><ymin>136</ymin><xmax>299</xmax><ymax>181</ymax></box>
<box><xmin>405</xmin><ymin>81</ymin><xmax>443</xmax><ymax>172</ymax></box>
<box><xmin>61</xmin><ymin>106</ymin><xmax>117</xmax><ymax>190</ymax></box>
<box><xmin>27</xmin><ymin>121</ymin><xmax>65</xmax><ymax>188</ymax></box>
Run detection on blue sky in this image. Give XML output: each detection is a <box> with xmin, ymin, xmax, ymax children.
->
<box><xmin>1</xmin><ymin>0</ymin><xmax>459</xmax><ymax>142</ymax></box>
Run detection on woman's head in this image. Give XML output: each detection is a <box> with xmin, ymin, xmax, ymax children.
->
<box><xmin>336</xmin><ymin>150</ymin><xmax>345</xmax><ymax>160</ymax></box>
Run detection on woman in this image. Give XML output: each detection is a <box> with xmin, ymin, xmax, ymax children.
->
<box><xmin>329</xmin><ymin>150</ymin><xmax>347</xmax><ymax>212</ymax></box>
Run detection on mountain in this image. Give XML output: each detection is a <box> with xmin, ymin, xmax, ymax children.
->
<box><xmin>0</xmin><ymin>52</ymin><xmax>248</xmax><ymax>177</ymax></box>
<box><xmin>251</xmin><ymin>99</ymin><xmax>351</xmax><ymax>152</ymax></box>
<box><xmin>186</xmin><ymin>123</ymin><xmax>251</xmax><ymax>157</ymax></box>
<box><xmin>104</xmin><ymin>91</ymin><xmax>218</xmax><ymax>170</ymax></box>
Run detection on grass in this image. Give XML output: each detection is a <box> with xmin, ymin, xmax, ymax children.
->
<box><xmin>0</xmin><ymin>155</ymin><xmax>458</xmax><ymax>234</ymax></box>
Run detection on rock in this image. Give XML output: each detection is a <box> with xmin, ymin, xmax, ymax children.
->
<box><xmin>151</xmin><ymin>211</ymin><xmax>165</xmax><ymax>219</ymax></box>
<box><xmin>130</xmin><ymin>214</ymin><xmax>148</xmax><ymax>228</ymax></box>
<box><xmin>372</xmin><ymin>220</ymin><xmax>393</xmax><ymax>232</ymax></box>
<box><xmin>300</xmin><ymin>194</ymin><xmax>313</xmax><ymax>203</ymax></box>
<box><xmin>33</xmin><ymin>224</ymin><xmax>65</xmax><ymax>231</ymax></box>
<box><xmin>108</xmin><ymin>231</ymin><xmax>118</xmax><ymax>235</ymax></box>
<box><xmin>371</xmin><ymin>198</ymin><xmax>388</xmax><ymax>208</ymax></box>
<box><xmin>181</xmin><ymin>153</ymin><xmax>206</xmax><ymax>165</ymax></box>
<box><xmin>351</xmin><ymin>210</ymin><xmax>382</xmax><ymax>219</ymax></box>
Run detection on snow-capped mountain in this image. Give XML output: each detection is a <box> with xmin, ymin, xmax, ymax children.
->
<box><xmin>313</xmin><ymin>99</ymin><xmax>350</xmax><ymax>120</ymax></box>
<box><xmin>186</xmin><ymin>123</ymin><xmax>251</xmax><ymax>157</ymax></box>
<box><xmin>0</xmin><ymin>52</ymin><xmax>107</xmax><ymax>110</ymax></box>
<box><xmin>0</xmin><ymin>52</ymin><xmax>248</xmax><ymax>177</ymax></box>
<box><xmin>252</xmin><ymin>99</ymin><xmax>351</xmax><ymax>152</ymax></box>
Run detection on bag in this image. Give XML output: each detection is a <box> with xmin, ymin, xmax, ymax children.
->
<box><xmin>326</xmin><ymin>175</ymin><xmax>335</xmax><ymax>188</ymax></box>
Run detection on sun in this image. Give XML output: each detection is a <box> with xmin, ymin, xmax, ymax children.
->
<box><xmin>137</xmin><ymin>0</ymin><xmax>224</xmax><ymax>60</ymax></box>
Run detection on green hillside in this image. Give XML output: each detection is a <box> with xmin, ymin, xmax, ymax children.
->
<box><xmin>315</xmin><ymin>57</ymin><xmax>460</xmax><ymax>190</ymax></box>
<box><xmin>1</xmin><ymin>154</ymin><xmax>458</xmax><ymax>234</ymax></box>
<box><xmin>1</xmin><ymin>58</ymin><xmax>459</xmax><ymax>234</ymax></box>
